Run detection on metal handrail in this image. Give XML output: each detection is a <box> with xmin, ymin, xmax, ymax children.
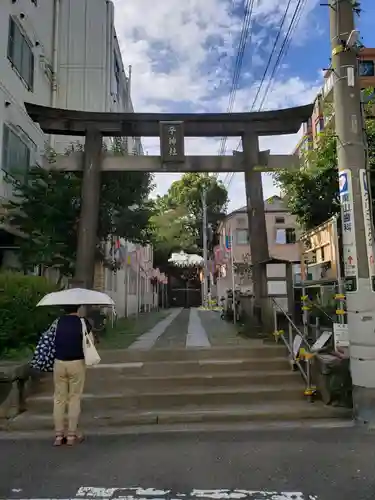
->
<box><xmin>271</xmin><ymin>298</ymin><xmax>313</xmax><ymax>389</ymax></box>
<box><xmin>275</xmin><ymin>328</ymin><xmax>309</xmax><ymax>383</ymax></box>
<box><xmin>271</xmin><ymin>297</ymin><xmax>311</xmax><ymax>349</ymax></box>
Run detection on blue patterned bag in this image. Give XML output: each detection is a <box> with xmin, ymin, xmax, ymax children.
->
<box><xmin>30</xmin><ymin>319</ymin><xmax>59</xmax><ymax>372</ymax></box>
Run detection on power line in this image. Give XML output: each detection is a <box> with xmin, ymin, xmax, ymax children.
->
<box><xmin>217</xmin><ymin>0</ymin><xmax>256</xmax><ymax>159</ymax></box>
<box><xmin>217</xmin><ymin>0</ymin><xmax>255</xmax><ymax>186</ymax></box>
<box><xmin>249</xmin><ymin>0</ymin><xmax>293</xmax><ymax>112</ymax></box>
<box><xmin>258</xmin><ymin>0</ymin><xmax>306</xmax><ymax>110</ymax></box>
<box><xmin>224</xmin><ymin>0</ymin><xmax>307</xmax><ymax>192</ymax></box>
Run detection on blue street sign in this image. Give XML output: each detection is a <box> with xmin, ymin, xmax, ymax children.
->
<box><xmin>339</xmin><ymin>172</ymin><xmax>348</xmax><ymax>194</ymax></box>
<box><xmin>225</xmin><ymin>235</ymin><xmax>232</xmax><ymax>251</ymax></box>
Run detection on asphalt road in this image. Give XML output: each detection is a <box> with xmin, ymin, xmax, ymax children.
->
<box><xmin>1</xmin><ymin>427</ymin><xmax>374</xmax><ymax>500</ymax></box>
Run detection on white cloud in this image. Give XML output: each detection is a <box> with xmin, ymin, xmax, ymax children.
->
<box><xmin>112</xmin><ymin>0</ymin><xmax>322</xmax><ymax>211</ymax></box>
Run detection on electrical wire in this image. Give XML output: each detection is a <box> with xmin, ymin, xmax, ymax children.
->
<box><xmin>216</xmin><ymin>0</ymin><xmax>255</xmax><ymax>187</ymax></box>
<box><xmin>217</xmin><ymin>0</ymin><xmax>256</xmax><ymax>161</ymax></box>
<box><xmin>224</xmin><ymin>0</ymin><xmax>307</xmax><ymax>192</ymax></box>
<box><xmin>258</xmin><ymin>0</ymin><xmax>307</xmax><ymax>110</ymax></box>
<box><xmin>221</xmin><ymin>0</ymin><xmax>292</xmax><ymax>188</ymax></box>
<box><xmin>250</xmin><ymin>0</ymin><xmax>293</xmax><ymax>112</ymax></box>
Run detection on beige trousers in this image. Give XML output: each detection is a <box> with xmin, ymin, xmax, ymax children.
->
<box><xmin>53</xmin><ymin>359</ymin><xmax>86</xmax><ymax>434</ymax></box>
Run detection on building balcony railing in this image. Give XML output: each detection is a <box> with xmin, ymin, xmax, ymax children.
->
<box><xmin>322</xmin><ymin>73</ymin><xmax>334</xmax><ymax>101</ymax></box>
<box><xmin>324</xmin><ymin>111</ymin><xmax>335</xmax><ymax>128</ymax></box>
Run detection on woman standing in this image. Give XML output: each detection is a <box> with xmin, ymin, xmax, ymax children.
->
<box><xmin>53</xmin><ymin>305</ymin><xmax>92</xmax><ymax>446</ymax></box>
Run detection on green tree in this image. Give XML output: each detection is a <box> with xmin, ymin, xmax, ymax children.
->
<box><xmin>151</xmin><ymin>173</ymin><xmax>228</xmax><ymax>265</ymax></box>
<box><xmin>167</xmin><ymin>173</ymin><xmax>228</xmax><ymax>222</ymax></box>
<box><xmin>149</xmin><ymin>205</ymin><xmax>198</xmax><ymax>265</ymax></box>
<box><xmin>275</xmin><ymin>95</ymin><xmax>375</xmax><ymax>230</ymax></box>
<box><xmin>274</xmin><ymin>128</ymin><xmax>340</xmax><ymax>230</ymax></box>
<box><xmin>1</xmin><ymin>143</ymin><xmax>154</xmax><ymax>276</ymax></box>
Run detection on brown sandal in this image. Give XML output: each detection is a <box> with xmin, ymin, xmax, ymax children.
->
<box><xmin>66</xmin><ymin>433</ymin><xmax>84</xmax><ymax>446</ymax></box>
<box><xmin>53</xmin><ymin>433</ymin><xmax>65</xmax><ymax>446</ymax></box>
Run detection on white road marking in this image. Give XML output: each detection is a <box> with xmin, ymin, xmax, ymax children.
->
<box><xmin>5</xmin><ymin>495</ymin><xmax>318</xmax><ymax>500</ymax></box>
<box><xmin>186</xmin><ymin>308</ymin><xmax>211</xmax><ymax>348</ymax></box>
<box><xmin>4</xmin><ymin>487</ymin><xmax>319</xmax><ymax>500</ymax></box>
<box><xmin>128</xmin><ymin>308</ymin><xmax>183</xmax><ymax>349</ymax></box>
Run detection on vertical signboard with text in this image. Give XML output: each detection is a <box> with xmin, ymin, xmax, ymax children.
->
<box><xmin>339</xmin><ymin>170</ymin><xmax>358</xmax><ymax>293</ymax></box>
<box><xmin>160</xmin><ymin>121</ymin><xmax>185</xmax><ymax>164</ymax></box>
<box><xmin>359</xmin><ymin>169</ymin><xmax>375</xmax><ymax>291</ymax></box>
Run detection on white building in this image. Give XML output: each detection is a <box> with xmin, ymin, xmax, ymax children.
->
<box><xmin>99</xmin><ymin>239</ymin><xmax>160</xmax><ymax>317</ymax></box>
<box><xmin>51</xmin><ymin>0</ymin><xmax>142</xmax><ymax>155</ymax></box>
<box><xmin>0</xmin><ymin>0</ymin><xmax>150</xmax><ymax>315</ymax></box>
<box><xmin>0</xmin><ymin>1</ymin><xmax>53</xmax><ymax>234</ymax></box>
<box><xmin>214</xmin><ymin>196</ymin><xmax>301</xmax><ymax>299</ymax></box>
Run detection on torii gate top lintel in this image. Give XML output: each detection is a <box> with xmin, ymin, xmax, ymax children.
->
<box><xmin>25</xmin><ymin>102</ymin><xmax>313</xmax><ymax>137</ymax></box>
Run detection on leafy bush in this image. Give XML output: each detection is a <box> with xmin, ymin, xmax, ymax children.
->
<box><xmin>0</xmin><ymin>272</ymin><xmax>59</xmax><ymax>358</ymax></box>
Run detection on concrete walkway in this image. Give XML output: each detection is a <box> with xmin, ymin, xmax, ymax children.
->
<box><xmin>198</xmin><ymin>309</ymin><xmax>262</xmax><ymax>347</ymax></box>
<box><xmin>127</xmin><ymin>308</ymin><xmax>183</xmax><ymax>349</ymax></box>
<box><xmin>186</xmin><ymin>307</ymin><xmax>211</xmax><ymax>347</ymax></box>
<box><xmin>128</xmin><ymin>307</ymin><xmax>255</xmax><ymax>350</ymax></box>
<box><xmin>153</xmin><ymin>308</ymin><xmax>190</xmax><ymax>348</ymax></box>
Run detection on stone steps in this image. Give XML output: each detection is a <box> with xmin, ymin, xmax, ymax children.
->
<box><xmin>73</xmin><ymin>357</ymin><xmax>291</xmax><ymax>377</ymax></box>
<box><xmin>27</xmin><ymin>384</ymin><xmax>305</xmax><ymax>413</ymax></box>
<box><xmin>6</xmin><ymin>403</ymin><xmax>352</xmax><ymax>431</ymax></box>
<box><xmin>5</xmin><ymin>343</ymin><xmax>352</xmax><ymax>433</ymax></box>
<box><xmin>99</xmin><ymin>345</ymin><xmax>286</xmax><ymax>363</ymax></box>
<box><xmin>36</xmin><ymin>370</ymin><xmax>300</xmax><ymax>393</ymax></box>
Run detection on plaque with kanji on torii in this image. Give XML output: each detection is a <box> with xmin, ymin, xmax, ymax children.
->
<box><xmin>160</xmin><ymin>121</ymin><xmax>185</xmax><ymax>163</ymax></box>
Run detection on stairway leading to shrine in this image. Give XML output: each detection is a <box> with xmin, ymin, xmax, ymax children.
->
<box><xmin>7</xmin><ymin>341</ymin><xmax>350</xmax><ymax>433</ymax></box>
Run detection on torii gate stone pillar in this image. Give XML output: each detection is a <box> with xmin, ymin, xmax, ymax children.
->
<box><xmin>24</xmin><ymin>102</ymin><xmax>313</xmax><ymax>330</ymax></box>
<box><xmin>242</xmin><ymin>131</ymin><xmax>272</xmax><ymax>330</ymax></box>
<box><xmin>74</xmin><ymin>129</ymin><xmax>103</xmax><ymax>289</ymax></box>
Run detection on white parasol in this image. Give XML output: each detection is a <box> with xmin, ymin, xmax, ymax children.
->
<box><xmin>168</xmin><ymin>251</ymin><xmax>204</xmax><ymax>267</ymax></box>
<box><xmin>36</xmin><ymin>288</ymin><xmax>115</xmax><ymax>307</ymax></box>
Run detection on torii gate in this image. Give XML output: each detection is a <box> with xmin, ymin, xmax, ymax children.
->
<box><xmin>25</xmin><ymin>102</ymin><xmax>313</xmax><ymax>328</ymax></box>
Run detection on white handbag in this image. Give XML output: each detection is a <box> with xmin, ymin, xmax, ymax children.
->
<box><xmin>81</xmin><ymin>318</ymin><xmax>101</xmax><ymax>366</ymax></box>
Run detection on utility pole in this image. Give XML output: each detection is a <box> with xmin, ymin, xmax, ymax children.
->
<box><xmin>202</xmin><ymin>188</ymin><xmax>209</xmax><ymax>307</ymax></box>
<box><xmin>330</xmin><ymin>0</ymin><xmax>375</xmax><ymax>424</ymax></box>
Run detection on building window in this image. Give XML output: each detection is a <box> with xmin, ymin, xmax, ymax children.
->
<box><xmin>129</xmin><ymin>267</ymin><xmax>137</xmax><ymax>294</ymax></box>
<box><xmin>236</xmin><ymin>229</ymin><xmax>249</xmax><ymax>245</ymax></box>
<box><xmin>316</xmin><ymin>118</ymin><xmax>324</xmax><ymax>135</ymax></box>
<box><xmin>300</xmin><ymin>137</ymin><xmax>310</xmax><ymax>154</ymax></box>
<box><xmin>285</xmin><ymin>228</ymin><xmax>296</xmax><ymax>244</ymax></box>
<box><xmin>7</xmin><ymin>17</ymin><xmax>34</xmax><ymax>90</ymax></box>
<box><xmin>114</xmin><ymin>53</ymin><xmax>120</xmax><ymax>95</ymax></box>
<box><xmin>275</xmin><ymin>216</ymin><xmax>285</xmax><ymax>224</ymax></box>
<box><xmin>2</xmin><ymin>124</ymin><xmax>30</xmax><ymax>181</ymax></box>
<box><xmin>275</xmin><ymin>228</ymin><xmax>296</xmax><ymax>244</ymax></box>
<box><xmin>294</xmin><ymin>273</ymin><xmax>302</xmax><ymax>284</ymax></box>
<box><xmin>359</xmin><ymin>60</ymin><xmax>375</xmax><ymax>78</ymax></box>
<box><xmin>320</xmin><ymin>246</ymin><xmax>325</xmax><ymax>262</ymax></box>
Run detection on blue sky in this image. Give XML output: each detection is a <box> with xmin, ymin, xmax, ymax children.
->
<box><xmin>113</xmin><ymin>0</ymin><xmax>375</xmax><ymax>211</ymax></box>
